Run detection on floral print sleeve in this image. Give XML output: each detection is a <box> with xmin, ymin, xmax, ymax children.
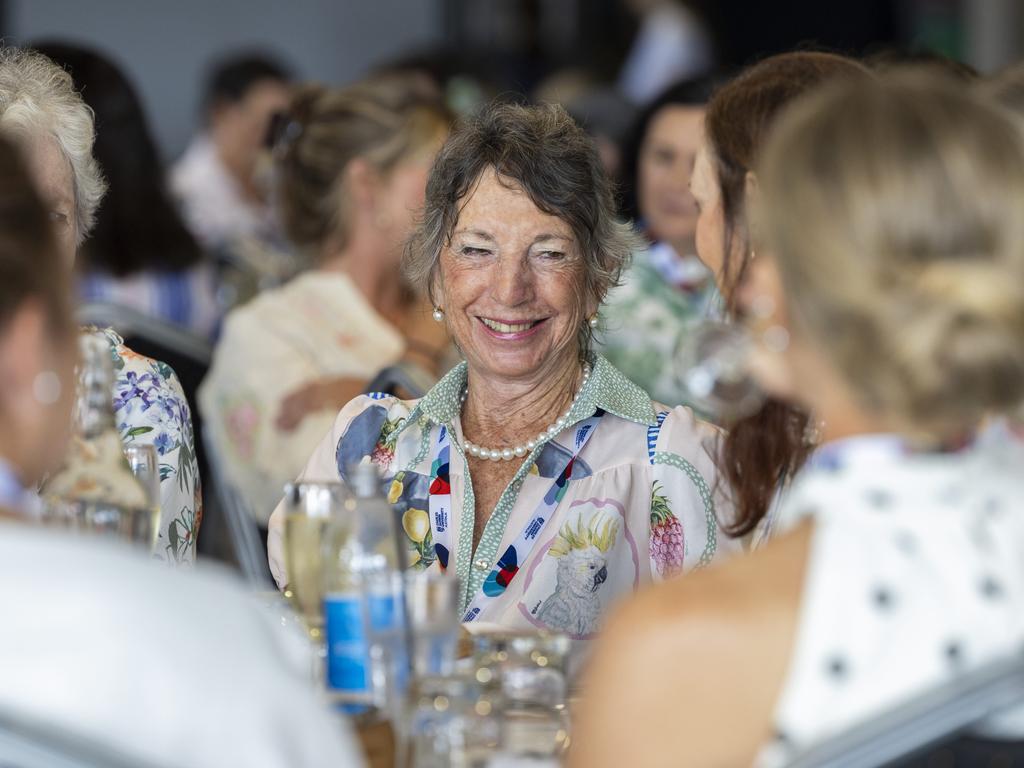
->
<box><xmin>103</xmin><ymin>330</ymin><xmax>202</xmax><ymax>564</ymax></box>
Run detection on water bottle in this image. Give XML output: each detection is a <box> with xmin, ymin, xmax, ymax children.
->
<box><xmin>322</xmin><ymin>461</ymin><xmax>408</xmax><ymax>719</ymax></box>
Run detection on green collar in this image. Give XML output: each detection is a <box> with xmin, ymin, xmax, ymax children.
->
<box><xmin>412</xmin><ymin>354</ymin><xmax>657</xmax><ymax>429</ymax></box>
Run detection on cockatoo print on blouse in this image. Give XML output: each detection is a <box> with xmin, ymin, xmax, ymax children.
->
<box><xmin>535</xmin><ymin>513</ymin><xmax>619</xmax><ymax>637</ymax></box>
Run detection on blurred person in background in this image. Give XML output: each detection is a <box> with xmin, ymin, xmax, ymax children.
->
<box><xmin>618</xmin><ymin>0</ymin><xmax>714</xmax><ymax>105</ymax></box>
<box><xmin>268</xmin><ymin>102</ymin><xmax>744</xmax><ymax>636</ymax></box>
<box><xmin>984</xmin><ymin>60</ymin><xmax>1024</xmax><ymax>114</ymax></box>
<box><xmin>171</xmin><ymin>52</ymin><xmax>293</xmax><ymax>292</ymax></box>
<box><xmin>0</xmin><ymin>132</ymin><xmax>365</xmax><ymax>768</ymax></box>
<box><xmin>200</xmin><ymin>74</ymin><xmax>451</xmax><ymax>527</ymax></box>
<box><xmin>0</xmin><ymin>46</ymin><xmax>201</xmax><ymax>563</ymax></box>
<box><xmin>597</xmin><ymin>76</ymin><xmax>718</xmax><ymax>407</ymax></box>
<box><xmin>35</xmin><ymin>42</ymin><xmax>219</xmax><ymax>339</ymax></box>
<box><xmin>532</xmin><ymin>69</ymin><xmax>637</xmax><ymax>182</ymax></box>
<box><xmin>574</xmin><ymin>72</ymin><xmax>1024</xmax><ymax>768</ymax></box>
<box><xmin>690</xmin><ymin>52</ymin><xmax>870</xmax><ymax>546</ymax></box>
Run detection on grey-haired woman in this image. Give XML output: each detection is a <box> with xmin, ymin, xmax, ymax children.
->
<box><xmin>269</xmin><ymin>102</ymin><xmax>741</xmax><ymax>637</ymax></box>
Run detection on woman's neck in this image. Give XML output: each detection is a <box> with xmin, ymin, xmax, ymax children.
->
<box><xmin>462</xmin><ymin>353</ymin><xmax>585</xmax><ymax>448</ymax></box>
<box><xmin>318</xmin><ymin>237</ymin><xmax>404</xmax><ymax>320</ymax></box>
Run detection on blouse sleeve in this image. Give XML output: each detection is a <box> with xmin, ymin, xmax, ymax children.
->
<box><xmin>110</xmin><ymin>336</ymin><xmax>202</xmax><ymax>565</ymax></box>
<box><xmin>266</xmin><ymin>394</ymin><xmax>401</xmax><ymax>587</ymax></box>
<box><xmin>647</xmin><ymin>405</ymin><xmax>743</xmax><ymax>579</ymax></box>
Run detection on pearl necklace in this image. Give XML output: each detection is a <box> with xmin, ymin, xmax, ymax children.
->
<box><xmin>462</xmin><ymin>365</ymin><xmax>591</xmax><ymax>461</ymax></box>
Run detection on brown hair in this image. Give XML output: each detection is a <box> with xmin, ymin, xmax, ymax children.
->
<box><xmin>275</xmin><ymin>73</ymin><xmax>450</xmax><ymax>258</ymax></box>
<box><xmin>762</xmin><ymin>72</ymin><xmax>1024</xmax><ymax>437</ymax></box>
<box><xmin>405</xmin><ymin>101</ymin><xmax>644</xmax><ymax>357</ymax></box>
<box><xmin>704</xmin><ymin>52</ymin><xmax>871</xmax><ymax>537</ymax></box>
<box><xmin>0</xmin><ymin>133</ymin><xmax>70</xmax><ymax>338</ymax></box>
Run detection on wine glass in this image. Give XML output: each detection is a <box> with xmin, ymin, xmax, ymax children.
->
<box><xmin>124</xmin><ymin>443</ymin><xmax>161</xmax><ymax>553</ymax></box>
<box><xmin>282</xmin><ymin>480</ymin><xmax>349</xmax><ymax>682</ymax></box>
<box><xmin>673</xmin><ymin>300</ymin><xmax>798</xmax><ymax>425</ymax></box>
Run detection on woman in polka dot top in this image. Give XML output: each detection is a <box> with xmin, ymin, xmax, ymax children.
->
<box><xmin>571</xmin><ymin>73</ymin><xmax>1024</xmax><ymax>767</ymax></box>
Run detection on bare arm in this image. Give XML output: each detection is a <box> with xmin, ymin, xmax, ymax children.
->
<box><xmin>569</xmin><ymin>522</ymin><xmax>814</xmax><ymax>768</ymax></box>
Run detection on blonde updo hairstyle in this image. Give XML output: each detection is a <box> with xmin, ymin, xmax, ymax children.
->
<box><xmin>275</xmin><ymin>73</ymin><xmax>449</xmax><ymax>262</ymax></box>
<box><xmin>759</xmin><ymin>72</ymin><xmax>1024</xmax><ymax>438</ymax></box>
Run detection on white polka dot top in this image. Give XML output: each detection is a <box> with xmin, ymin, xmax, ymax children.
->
<box><xmin>757</xmin><ymin>433</ymin><xmax>1024</xmax><ymax>766</ymax></box>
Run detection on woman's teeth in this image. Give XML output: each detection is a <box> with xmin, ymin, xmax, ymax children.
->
<box><xmin>481</xmin><ymin>318</ymin><xmax>537</xmax><ymax>333</ymax></box>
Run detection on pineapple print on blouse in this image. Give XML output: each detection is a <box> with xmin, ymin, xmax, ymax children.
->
<box><xmin>268</xmin><ymin>355</ymin><xmax>740</xmax><ymax>632</ymax></box>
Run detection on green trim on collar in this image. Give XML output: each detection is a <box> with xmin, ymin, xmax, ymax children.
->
<box><xmin>410</xmin><ymin>355</ymin><xmax>656</xmax><ymax>429</ymax></box>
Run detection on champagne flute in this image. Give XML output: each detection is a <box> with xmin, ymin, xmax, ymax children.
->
<box><xmin>282</xmin><ymin>480</ymin><xmax>349</xmax><ymax>682</ymax></box>
<box><xmin>124</xmin><ymin>443</ymin><xmax>161</xmax><ymax>553</ymax></box>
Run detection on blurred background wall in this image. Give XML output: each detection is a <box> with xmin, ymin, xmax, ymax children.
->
<box><xmin>4</xmin><ymin>0</ymin><xmax>1022</xmax><ymax>161</ymax></box>
<box><xmin>6</xmin><ymin>0</ymin><xmax>444</xmax><ymax>160</ymax></box>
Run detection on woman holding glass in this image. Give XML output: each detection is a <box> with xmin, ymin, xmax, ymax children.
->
<box><xmin>573</xmin><ymin>72</ymin><xmax>1024</xmax><ymax>767</ymax></box>
<box><xmin>269</xmin><ymin>101</ymin><xmax>743</xmax><ymax>637</ymax></box>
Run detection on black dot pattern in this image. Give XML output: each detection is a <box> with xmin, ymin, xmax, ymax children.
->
<box><xmin>980</xmin><ymin>576</ymin><xmax>1004</xmax><ymax>600</ymax></box>
<box><xmin>826</xmin><ymin>655</ymin><xmax>849</xmax><ymax>681</ymax></box>
<box><xmin>865</xmin><ymin>489</ymin><xmax>894</xmax><ymax>509</ymax></box>
<box><xmin>872</xmin><ymin>586</ymin><xmax>895</xmax><ymax>611</ymax></box>
<box><xmin>944</xmin><ymin>641</ymin><xmax>965</xmax><ymax>670</ymax></box>
<box><xmin>894</xmin><ymin>530</ymin><xmax>918</xmax><ymax>555</ymax></box>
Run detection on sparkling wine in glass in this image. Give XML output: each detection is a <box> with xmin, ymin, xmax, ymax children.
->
<box><xmin>282</xmin><ymin>480</ymin><xmax>349</xmax><ymax>679</ymax></box>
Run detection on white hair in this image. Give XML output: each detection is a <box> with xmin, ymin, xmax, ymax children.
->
<box><xmin>0</xmin><ymin>46</ymin><xmax>105</xmax><ymax>243</ymax></box>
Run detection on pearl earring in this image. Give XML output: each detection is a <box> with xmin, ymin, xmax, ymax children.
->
<box><xmin>432</xmin><ymin>307</ymin><xmax>445</xmax><ymax>322</ymax></box>
<box><xmin>587</xmin><ymin>314</ymin><xmax>599</xmax><ymax>328</ymax></box>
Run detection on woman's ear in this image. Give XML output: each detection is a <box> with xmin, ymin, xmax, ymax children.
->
<box><xmin>345</xmin><ymin>157</ymin><xmax>381</xmax><ymax>213</ymax></box>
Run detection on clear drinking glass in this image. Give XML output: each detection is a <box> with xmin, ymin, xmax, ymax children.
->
<box><xmin>404</xmin><ymin>572</ymin><xmax>462</xmax><ymax>680</ymax></box>
<box><xmin>674</xmin><ymin>320</ymin><xmax>766</xmax><ymax>422</ymax></box>
<box><xmin>124</xmin><ymin>443</ymin><xmax>161</xmax><ymax>552</ymax></box>
<box><xmin>406</xmin><ymin>674</ymin><xmax>501</xmax><ymax>768</ymax></box>
<box><xmin>282</xmin><ymin>480</ymin><xmax>349</xmax><ymax>681</ymax></box>
<box><xmin>469</xmin><ymin>631</ymin><xmax>573</xmax><ymax>761</ymax></box>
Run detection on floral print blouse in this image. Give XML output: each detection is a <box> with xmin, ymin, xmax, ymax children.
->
<box><xmin>268</xmin><ymin>355</ymin><xmax>742</xmax><ymax>639</ymax></box>
<box><xmin>597</xmin><ymin>243</ymin><xmax>719</xmax><ymax>409</ymax></box>
<box><xmin>104</xmin><ymin>330</ymin><xmax>201</xmax><ymax>563</ymax></box>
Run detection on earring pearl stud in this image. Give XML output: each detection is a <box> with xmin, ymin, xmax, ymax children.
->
<box><xmin>432</xmin><ymin>307</ymin><xmax>444</xmax><ymax>322</ymax></box>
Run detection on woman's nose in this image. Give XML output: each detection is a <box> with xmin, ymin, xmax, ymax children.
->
<box><xmin>490</xmin><ymin>256</ymin><xmax>534</xmax><ymax>307</ymax></box>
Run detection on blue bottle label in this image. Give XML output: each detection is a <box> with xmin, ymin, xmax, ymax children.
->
<box><xmin>324</xmin><ymin>592</ymin><xmax>403</xmax><ymax>693</ymax></box>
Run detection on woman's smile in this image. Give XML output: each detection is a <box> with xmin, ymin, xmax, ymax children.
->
<box><xmin>477</xmin><ymin>315</ymin><xmax>549</xmax><ymax>340</ymax></box>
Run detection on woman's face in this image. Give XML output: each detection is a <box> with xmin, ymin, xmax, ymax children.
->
<box><xmin>375</xmin><ymin>135</ymin><xmax>445</xmax><ymax>264</ymax></box>
<box><xmin>438</xmin><ymin>168</ymin><xmax>587</xmax><ymax>383</ymax></box>
<box><xmin>637</xmin><ymin>105</ymin><xmax>704</xmax><ymax>249</ymax></box>
<box><xmin>690</xmin><ymin>138</ymin><xmax>743</xmax><ymax>296</ymax></box>
<box><xmin>22</xmin><ymin>136</ymin><xmax>76</xmax><ymax>266</ymax></box>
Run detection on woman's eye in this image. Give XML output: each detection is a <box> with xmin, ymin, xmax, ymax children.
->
<box><xmin>536</xmin><ymin>250</ymin><xmax>566</xmax><ymax>262</ymax></box>
<box><xmin>49</xmin><ymin>211</ymin><xmax>68</xmax><ymax>225</ymax></box>
<box><xmin>460</xmin><ymin>246</ymin><xmax>491</xmax><ymax>257</ymax></box>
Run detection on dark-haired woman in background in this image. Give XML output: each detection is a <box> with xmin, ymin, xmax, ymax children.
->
<box><xmin>36</xmin><ymin>42</ymin><xmax>219</xmax><ymax>338</ymax></box>
<box><xmin>690</xmin><ymin>52</ymin><xmax>870</xmax><ymax>543</ymax></box>
<box><xmin>597</xmin><ymin>77</ymin><xmax>718</xmax><ymax>407</ymax></box>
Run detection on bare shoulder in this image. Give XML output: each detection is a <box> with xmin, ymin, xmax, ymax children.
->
<box><xmin>569</xmin><ymin>523</ymin><xmax>814</xmax><ymax>768</ymax></box>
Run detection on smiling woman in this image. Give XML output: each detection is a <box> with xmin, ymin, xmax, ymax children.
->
<box><xmin>268</xmin><ymin>102</ymin><xmax>745</xmax><ymax>637</ymax></box>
